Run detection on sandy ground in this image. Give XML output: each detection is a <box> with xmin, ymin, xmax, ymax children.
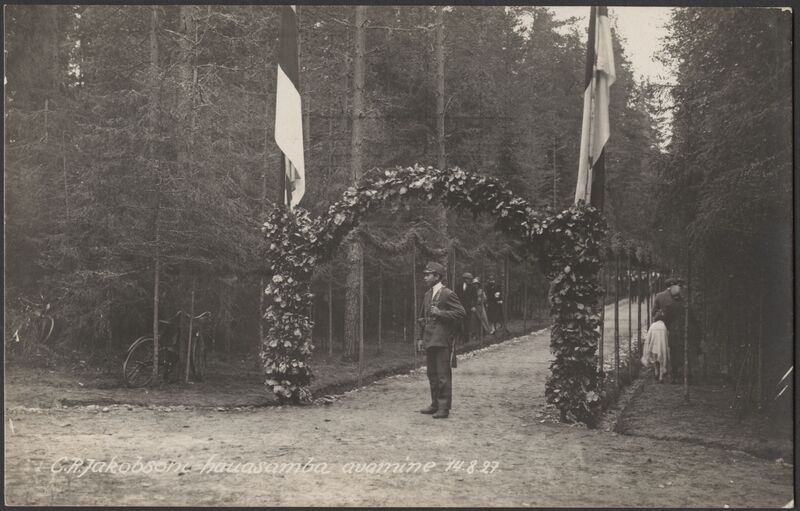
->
<box><xmin>4</xmin><ymin>319</ymin><xmax>545</xmax><ymax>409</ymax></box>
<box><xmin>621</xmin><ymin>377</ymin><xmax>793</xmax><ymax>462</ymax></box>
<box><xmin>602</xmin><ymin>297</ymin><xmax>793</xmax><ymax>461</ymax></box>
<box><xmin>5</xmin><ymin>327</ymin><xmax>793</xmax><ymax>507</ymax></box>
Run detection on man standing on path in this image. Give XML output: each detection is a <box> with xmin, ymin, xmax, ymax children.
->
<box><xmin>651</xmin><ymin>278</ymin><xmax>696</xmax><ymax>382</ymax></box>
<box><xmin>456</xmin><ymin>271</ymin><xmax>478</xmax><ymax>343</ymax></box>
<box><xmin>417</xmin><ymin>262</ymin><xmax>466</xmax><ymax>419</ymax></box>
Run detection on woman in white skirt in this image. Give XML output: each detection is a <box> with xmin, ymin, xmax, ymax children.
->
<box><xmin>641</xmin><ymin>313</ymin><xmax>670</xmax><ymax>382</ymax></box>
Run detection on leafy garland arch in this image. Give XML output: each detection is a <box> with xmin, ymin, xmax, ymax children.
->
<box><xmin>261</xmin><ymin>165</ymin><xmax>607</xmax><ymax>425</ymax></box>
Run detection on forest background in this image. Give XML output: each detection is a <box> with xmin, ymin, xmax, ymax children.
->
<box><xmin>4</xmin><ymin>6</ymin><xmax>793</xmax><ymax>407</ymax></box>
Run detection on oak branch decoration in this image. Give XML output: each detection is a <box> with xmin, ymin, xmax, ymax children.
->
<box><xmin>261</xmin><ymin>165</ymin><xmax>607</xmax><ymax>426</ymax></box>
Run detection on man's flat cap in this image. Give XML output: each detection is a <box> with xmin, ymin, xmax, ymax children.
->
<box><xmin>462</xmin><ymin>272</ymin><xmax>474</xmax><ymax>280</ymax></box>
<box><xmin>423</xmin><ymin>262</ymin><xmax>446</xmax><ymax>276</ymax></box>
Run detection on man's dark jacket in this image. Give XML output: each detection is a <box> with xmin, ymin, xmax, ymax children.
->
<box><xmin>652</xmin><ymin>289</ymin><xmax>684</xmax><ymax>333</ymax></box>
<box><xmin>455</xmin><ymin>281</ymin><xmax>477</xmax><ymax>313</ymax></box>
<box><xmin>420</xmin><ymin>286</ymin><xmax>466</xmax><ymax>349</ymax></box>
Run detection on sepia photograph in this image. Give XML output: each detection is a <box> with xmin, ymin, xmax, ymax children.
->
<box><xmin>4</xmin><ymin>3</ymin><xmax>795</xmax><ymax>507</ymax></box>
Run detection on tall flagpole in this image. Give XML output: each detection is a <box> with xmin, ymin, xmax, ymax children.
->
<box><xmin>285</xmin><ymin>159</ymin><xmax>291</xmax><ymax>209</ymax></box>
<box><xmin>575</xmin><ymin>5</ymin><xmax>614</xmax><ymax>208</ymax></box>
<box><xmin>279</xmin><ymin>155</ymin><xmax>287</xmax><ymax>207</ymax></box>
<box><xmin>275</xmin><ymin>4</ymin><xmax>305</xmax><ymax>210</ymax></box>
<box><xmin>578</xmin><ymin>7</ymin><xmax>597</xmax><ymax>204</ymax></box>
<box><xmin>583</xmin><ymin>6</ymin><xmax>599</xmax><ymax>203</ymax></box>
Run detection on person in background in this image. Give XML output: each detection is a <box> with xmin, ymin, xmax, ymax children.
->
<box><xmin>473</xmin><ymin>277</ymin><xmax>493</xmax><ymax>337</ymax></box>
<box><xmin>651</xmin><ymin>277</ymin><xmax>700</xmax><ymax>382</ymax></box>
<box><xmin>641</xmin><ymin>310</ymin><xmax>670</xmax><ymax>382</ymax></box>
<box><xmin>485</xmin><ymin>276</ymin><xmax>504</xmax><ymax>334</ymax></box>
<box><xmin>417</xmin><ymin>262</ymin><xmax>465</xmax><ymax>419</ymax></box>
<box><xmin>455</xmin><ymin>271</ymin><xmax>478</xmax><ymax>344</ymax></box>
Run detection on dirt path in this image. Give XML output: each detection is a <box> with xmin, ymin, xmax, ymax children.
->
<box><xmin>5</xmin><ymin>328</ymin><xmax>793</xmax><ymax>507</ymax></box>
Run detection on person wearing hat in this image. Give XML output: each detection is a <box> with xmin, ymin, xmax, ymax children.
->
<box><xmin>651</xmin><ymin>277</ymin><xmax>695</xmax><ymax>382</ymax></box>
<box><xmin>417</xmin><ymin>261</ymin><xmax>466</xmax><ymax>419</ymax></box>
<box><xmin>652</xmin><ymin>278</ymin><xmax>683</xmax><ymax>331</ymax></box>
<box><xmin>455</xmin><ymin>271</ymin><xmax>478</xmax><ymax>344</ymax></box>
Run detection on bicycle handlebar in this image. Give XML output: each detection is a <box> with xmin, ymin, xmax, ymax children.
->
<box><xmin>158</xmin><ymin>310</ymin><xmax>185</xmax><ymax>324</ymax></box>
<box><xmin>158</xmin><ymin>310</ymin><xmax>212</xmax><ymax>324</ymax></box>
<box><xmin>19</xmin><ymin>296</ymin><xmax>49</xmax><ymax>309</ymax></box>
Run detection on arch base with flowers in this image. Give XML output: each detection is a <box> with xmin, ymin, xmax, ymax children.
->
<box><xmin>261</xmin><ymin>165</ymin><xmax>607</xmax><ymax>425</ymax></box>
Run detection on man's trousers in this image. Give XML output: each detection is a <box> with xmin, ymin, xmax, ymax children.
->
<box><xmin>670</xmin><ymin>334</ymin><xmax>686</xmax><ymax>380</ymax></box>
<box><xmin>426</xmin><ymin>346</ymin><xmax>452</xmax><ymax>411</ymax></box>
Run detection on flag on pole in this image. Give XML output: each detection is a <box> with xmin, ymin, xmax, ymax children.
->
<box><xmin>574</xmin><ymin>6</ymin><xmax>615</xmax><ymax>210</ymax></box>
<box><xmin>275</xmin><ymin>5</ymin><xmax>305</xmax><ymax>207</ymax></box>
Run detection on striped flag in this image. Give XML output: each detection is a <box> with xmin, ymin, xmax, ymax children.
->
<box><xmin>574</xmin><ymin>6</ymin><xmax>616</xmax><ymax>209</ymax></box>
<box><xmin>275</xmin><ymin>5</ymin><xmax>305</xmax><ymax>207</ymax></box>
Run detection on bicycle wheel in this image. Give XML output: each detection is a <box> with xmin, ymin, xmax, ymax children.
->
<box><xmin>123</xmin><ymin>337</ymin><xmax>156</xmax><ymax>388</ymax></box>
<box><xmin>16</xmin><ymin>321</ymin><xmax>39</xmax><ymax>356</ymax></box>
<box><xmin>40</xmin><ymin>316</ymin><xmax>55</xmax><ymax>343</ymax></box>
<box><xmin>191</xmin><ymin>332</ymin><xmax>207</xmax><ymax>381</ymax></box>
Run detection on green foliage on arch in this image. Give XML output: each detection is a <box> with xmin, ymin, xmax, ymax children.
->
<box><xmin>261</xmin><ymin>165</ymin><xmax>607</xmax><ymax>425</ymax></box>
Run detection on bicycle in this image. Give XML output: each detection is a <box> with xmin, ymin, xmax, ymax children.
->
<box><xmin>122</xmin><ymin>310</ymin><xmax>211</xmax><ymax>388</ymax></box>
<box><xmin>8</xmin><ymin>296</ymin><xmax>55</xmax><ymax>356</ymax></box>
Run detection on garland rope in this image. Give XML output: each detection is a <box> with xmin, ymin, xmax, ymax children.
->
<box><xmin>357</xmin><ymin>227</ymin><xmax>448</xmax><ymax>258</ymax></box>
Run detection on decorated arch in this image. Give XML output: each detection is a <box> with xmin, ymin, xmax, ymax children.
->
<box><xmin>261</xmin><ymin>165</ymin><xmax>607</xmax><ymax>425</ymax></box>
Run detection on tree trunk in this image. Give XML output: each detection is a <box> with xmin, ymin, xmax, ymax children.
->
<box><xmin>627</xmin><ymin>255</ymin><xmax>632</xmax><ymax>381</ymax></box>
<box><xmin>148</xmin><ymin>6</ymin><xmax>162</xmax><ymax>384</ymax></box>
<box><xmin>503</xmin><ymin>255</ymin><xmax>509</xmax><ymax>329</ymax></box>
<box><xmin>450</xmin><ymin>247</ymin><xmax>456</xmax><ymax>289</ymax></box>
<box><xmin>637</xmin><ymin>266</ymin><xmax>642</xmax><ymax>357</ymax></box>
<box><xmin>357</xmin><ymin>255</ymin><xmax>365</xmax><ymax>384</ymax></box>
<box><xmin>726</xmin><ymin>276</ymin><xmax>733</xmax><ymax>379</ymax></box>
<box><xmin>259</xmin><ymin>49</ymin><xmax>271</xmax><ymax>355</ymax></box>
<box><xmin>645</xmin><ymin>267</ymin><xmax>653</xmax><ymax>330</ymax></box>
<box><xmin>684</xmin><ymin>250</ymin><xmax>691</xmax><ymax>403</ymax></box>
<box><xmin>599</xmin><ymin>268</ymin><xmax>606</xmax><ymax>371</ymax></box>
<box><xmin>44</xmin><ymin>98</ymin><xmax>49</xmax><ymax>143</ymax></box>
<box><xmin>298</xmin><ymin>6</ymin><xmax>311</xmax><ymax>157</ymax></box>
<box><xmin>378</xmin><ymin>265</ymin><xmax>383</xmax><ymax>352</ymax></box>
<box><xmin>756</xmin><ymin>271</ymin><xmax>763</xmax><ymax>408</ymax></box>
<box><xmin>411</xmin><ymin>249</ymin><xmax>417</xmax><ymax>342</ymax></box>
<box><xmin>403</xmin><ymin>283</ymin><xmax>408</xmax><ymax>345</ymax></box>
<box><xmin>435</xmin><ymin>6</ymin><xmax>446</xmax><ymax>171</ymax></box>
<box><xmin>148</xmin><ymin>159</ymin><xmax>161</xmax><ymax>363</ymax></box>
<box><xmin>522</xmin><ymin>272</ymin><xmax>528</xmax><ymax>331</ymax></box>
<box><xmin>177</xmin><ymin>5</ymin><xmax>196</xmax><ymax>378</ymax></box>
<box><xmin>49</xmin><ymin>7</ymin><xmax>60</xmax><ymax>101</ymax></box>
<box><xmin>553</xmin><ymin>135</ymin><xmax>557</xmax><ymax>209</ymax></box>
<box><xmin>177</xmin><ymin>6</ymin><xmax>196</xmax><ymax>161</ymax></box>
<box><xmin>62</xmin><ymin>130</ymin><xmax>69</xmax><ymax>221</ymax></box>
<box><xmin>702</xmin><ymin>266</ymin><xmax>709</xmax><ymax>379</ymax></box>
<box><xmin>185</xmin><ymin>279</ymin><xmax>196</xmax><ymax>383</ymax></box>
<box><xmin>328</xmin><ymin>104</ymin><xmax>336</xmax><ymax>180</ymax></box>
<box><xmin>328</xmin><ymin>279</ymin><xmax>334</xmax><ymax>356</ymax></box>
<box><xmin>433</xmin><ymin>6</ymin><xmax>449</xmax><ymax>258</ymax></box>
<box><xmin>106</xmin><ymin>288</ymin><xmax>113</xmax><ymax>353</ymax></box>
<box><xmin>614</xmin><ymin>253</ymin><xmax>620</xmax><ymax>389</ymax></box>
<box><xmin>344</xmin><ymin>5</ymin><xmax>367</xmax><ymax>361</ymax></box>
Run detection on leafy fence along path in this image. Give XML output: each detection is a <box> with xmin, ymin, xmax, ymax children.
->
<box><xmin>262</xmin><ymin>165</ymin><xmax>606</xmax><ymax>425</ymax></box>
